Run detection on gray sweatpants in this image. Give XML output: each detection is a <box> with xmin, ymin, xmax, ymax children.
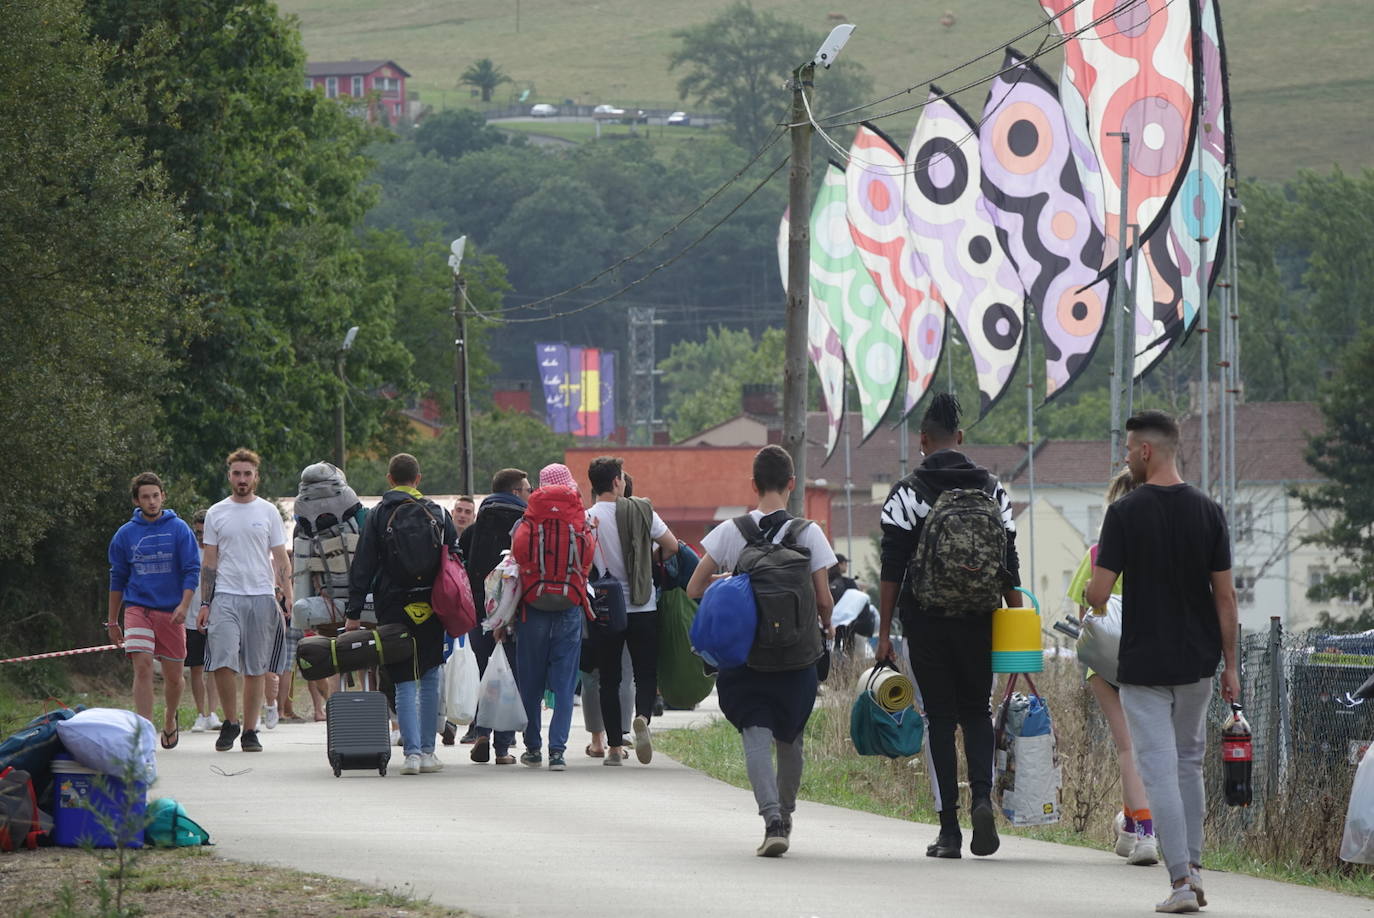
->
<box><xmin>1119</xmin><ymin>678</ymin><xmax>1212</xmax><ymax>883</ymax></box>
<box><xmin>742</xmin><ymin>726</ymin><xmax>804</xmax><ymax>823</ymax></box>
<box><xmin>581</xmin><ymin>646</ymin><xmax>633</xmax><ymax>737</ymax></box>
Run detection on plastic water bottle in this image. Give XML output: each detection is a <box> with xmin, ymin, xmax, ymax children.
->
<box><xmin>1221</xmin><ymin>702</ymin><xmax>1253</xmax><ymax>807</ymax></box>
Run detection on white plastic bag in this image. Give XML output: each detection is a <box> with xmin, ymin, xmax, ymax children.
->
<box><xmin>483</xmin><ymin>554</ymin><xmax>521</xmax><ymax>632</ymax></box>
<box><xmin>444</xmin><ymin>638</ymin><xmax>480</xmax><ymax>726</ymax></box>
<box><xmin>1077</xmin><ymin>594</ymin><xmax>1123</xmax><ymax>684</ymax></box>
<box><xmin>473</xmin><ymin>642</ymin><xmax>527</xmax><ymax>732</ymax></box>
<box><xmin>56</xmin><ymin>708</ymin><xmax>157</xmax><ymax>784</ymax></box>
<box><xmin>1342</xmin><ymin>747</ymin><xmax>1374</xmax><ymax>862</ymax></box>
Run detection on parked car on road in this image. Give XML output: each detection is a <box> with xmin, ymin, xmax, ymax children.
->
<box><xmin>667</xmin><ymin>111</ymin><xmax>691</xmax><ymax>126</ymax></box>
<box><xmin>593</xmin><ymin>103</ymin><xmax>625</xmax><ymax>119</ymax></box>
<box><xmin>530</xmin><ymin>103</ymin><xmax>558</xmax><ymax>117</ymax></box>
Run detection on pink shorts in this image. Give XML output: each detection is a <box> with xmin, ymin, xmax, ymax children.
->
<box><xmin>123</xmin><ymin>605</ymin><xmax>187</xmax><ymax>661</ymax></box>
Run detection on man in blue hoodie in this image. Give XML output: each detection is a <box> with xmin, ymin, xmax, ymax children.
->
<box><xmin>108</xmin><ymin>471</ymin><xmax>201</xmax><ymax>750</ymax></box>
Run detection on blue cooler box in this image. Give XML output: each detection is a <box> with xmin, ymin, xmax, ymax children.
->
<box><xmin>51</xmin><ymin>754</ymin><xmax>146</xmax><ymax>848</ymax></box>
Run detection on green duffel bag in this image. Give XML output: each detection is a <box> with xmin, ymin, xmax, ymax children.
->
<box><xmin>656</xmin><ymin>588</ymin><xmax>715</xmax><ymax>709</ymax></box>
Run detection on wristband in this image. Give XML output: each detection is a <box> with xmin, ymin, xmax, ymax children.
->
<box><xmin>105</xmin><ymin>621</ymin><xmax>121</xmax><ymax>628</ymax></box>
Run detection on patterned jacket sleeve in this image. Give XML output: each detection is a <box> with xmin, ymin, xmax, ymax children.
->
<box><xmin>879</xmin><ymin>480</ymin><xmax>928</xmax><ymax>584</ymax></box>
<box><xmin>991</xmin><ymin>477</ymin><xmax>1022</xmax><ymax>587</ymax></box>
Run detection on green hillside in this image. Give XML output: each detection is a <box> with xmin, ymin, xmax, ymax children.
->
<box><xmin>279</xmin><ymin>0</ymin><xmax>1370</xmax><ymax>182</ymax></box>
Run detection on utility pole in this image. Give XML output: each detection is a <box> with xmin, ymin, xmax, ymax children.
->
<box><xmin>334</xmin><ymin>326</ymin><xmax>358</xmax><ymax>471</ymax></box>
<box><xmin>449</xmin><ymin>237</ymin><xmax>474</xmax><ymax>496</ymax></box>
<box><xmin>782</xmin><ymin>62</ymin><xmax>815</xmax><ymax>516</ymax></box>
<box><xmin>1107</xmin><ymin>131</ymin><xmax>1131</xmax><ymax>477</ymax></box>
<box><xmin>627</xmin><ymin>306</ymin><xmax>658</xmax><ymax>445</ymax></box>
<box><xmin>1126</xmin><ymin>224</ymin><xmax>1140</xmax><ymax>421</ymax></box>
<box><xmin>1024</xmin><ymin>308</ymin><xmax>1036</xmax><ymax>597</ymax></box>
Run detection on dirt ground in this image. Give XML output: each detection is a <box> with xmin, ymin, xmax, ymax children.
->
<box><xmin>1</xmin><ymin>845</ymin><xmax>471</xmax><ymax>917</ymax></box>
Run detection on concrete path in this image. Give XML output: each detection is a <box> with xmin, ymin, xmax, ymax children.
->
<box><xmin>154</xmin><ymin>698</ymin><xmax>1374</xmax><ymax>918</ymax></box>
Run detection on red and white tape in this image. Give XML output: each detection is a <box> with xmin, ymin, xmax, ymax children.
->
<box><xmin>0</xmin><ymin>644</ymin><xmax>120</xmax><ymax>665</ymax></box>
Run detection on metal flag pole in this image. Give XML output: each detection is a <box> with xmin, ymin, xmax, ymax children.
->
<box><xmin>843</xmin><ymin>381</ymin><xmax>854</xmax><ymax>561</ymax></box>
<box><xmin>1226</xmin><ymin>167</ymin><xmax>1241</xmax><ymax>524</ymax></box>
<box><xmin>1107</xmin><ymin>131</ymin><xmax>1132</xmax><ymax>477</ymax></box>
<box><xmin>1025</xmin><ymin>308</ymin><xmax>1036</xmax><ymax>596</ymax></box>
<box><xmin>1126</xmin><ymin>224</ymin><xmax>1141</xmax><ymax>421</ymax></box>
<box><xmin>1195</xmin><ymin>84</ymin><xmax>1211</xmax><ymax>497</ymax></box>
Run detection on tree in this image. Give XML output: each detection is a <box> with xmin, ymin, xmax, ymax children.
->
<box><xmin>659</xmin><ymin>326</ymin><xmax>788</xmax><ymax>440</ymax></box>
<box><xmin>1297</xmin><ymin>327</ymin><xmax>1374</xmax><ymax>613</ymax></box>
<box><xmin>670</xmin><ymin>2</ymin><xmax>873</xmax><ymax>151</ymax></box>
<box><xmin>460</xmin><ymin>58</ymin><xmax>512</xmax><ymax>103</ymax></box>
<box><xmin>0</xmin><ymin>0</ymin><xmax>196</xmax><ymax>562</ymax></box>
<box><xmin>413</xmin><ymin>109</ymin><xmax>513</xmax><ymax>160</ymax></box>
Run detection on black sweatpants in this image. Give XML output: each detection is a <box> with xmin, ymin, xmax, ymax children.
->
<box><xmin>592</xmin><ymin>610</ymin><xmax>659</xmax><ymax>746</ymax></box>
<box><xmin>905</xmin><ymin>612</ymin><xmax>995</xmax><ymax>822</ymax></box>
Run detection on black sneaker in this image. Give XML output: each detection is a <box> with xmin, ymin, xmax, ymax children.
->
<box><xmin>240</xmin><ymin>729</ymin><xmax>263</xmax><ymax>752</ymax></box>
<box><xmin>215</xmin><ymin>721</ymin><xmax>241</xmax><ymax>752</ymax></box>
<box><xmin>780</xmin><ymin>813</ymin><xmax>793</xmax><ymax>839</ymax></box>
<box><xmin>459</xmin><ymin>727</ymin><xmax>480</xmax><ymax>745</ymax></box>
<box><xmin>969</xmin><ymin>798</ymin><xmax>1000</xmax><ymax>857</ymax></box>
<box><xmin>520</xmin><ymin>750</ymin><xmax>542</xmax><ymax>767</ymax></box>
<box><xmin>926</xmin><ymin>832</ymin><xmax>962</xmax><ymax>858</ymax></box>
<box><xmin>756</xmin><ymin>818</ymin><xmax>789</xmax><ymax>857</ymax></box>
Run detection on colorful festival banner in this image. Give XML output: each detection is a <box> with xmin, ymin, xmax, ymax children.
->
<box><xmin>811</xmin><ymin>163</ymin><xmax>903</xmax><ymax>441</ymax></box>
<box><xmin>845</xmin><ymin>124</ymin><xmax>947</xmax><ymax>418</ymax></box>
<box><xmin>979</xmin><ymin>49</ymin><xmax>1113</xmax><ymax>401</ymax></box>
<box><xmin>778</xmin><ymin>210</ymin><xmax>845</xmax><ymax>458</ymax></box>
<box><xmin>904</xmin><ymin>89</ymin><xmax>1027</xmax><ymax>415</ymax></box>
<box><xmin>534</xmin><ymin>343</ymin><xmax>616</xmax><ymax>438</ymax></box>
<box><xmin>536</xmin><ymin>342</ymin><xmax>571</xmax><ymax>434</ymax></box>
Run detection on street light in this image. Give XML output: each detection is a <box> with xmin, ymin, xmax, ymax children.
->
<box><xmin>335</xmin><ymin>325</ymin><xmax>359</xmax><ymax>470</ymax></box>
<box><xmin>449</xmin><ymin>236</ymin><xmax>474</xmax><ymax>496</ymax></box>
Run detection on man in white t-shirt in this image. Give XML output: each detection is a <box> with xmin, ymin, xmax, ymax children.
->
<box><xmin>687</xmin><ymin>445</ymin><xmax>835</xmax><ymax>858</ymax></box>
<box><xmin>584</xmin><ymin>456</ymin><xmax>678</xmax><ymax>765</ymax></box>
<box><xmin>197</xmin><ymin>448</ymin><xmax>292</xmax><ymax>753</ymax></box>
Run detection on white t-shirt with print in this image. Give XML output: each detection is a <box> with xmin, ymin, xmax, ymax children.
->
<box><xmin>585</xmin><ymin>499</ymin><xmax>668</xmax><ymax>613</ymax></box>
<box><xmin>700</xmin><ymin>510</ymin><xmax>838</xmax><ymax>575</ymax></box>
<box><xmin>203</xmin><ymin>497</ymin><xmax>284</xmax><ymax>596</ymax></box>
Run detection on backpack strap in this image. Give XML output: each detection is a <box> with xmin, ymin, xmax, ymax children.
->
<box><xmin>732</xmin><ymin>514</ymin><xmax>766</xmax><ymax>545</ymax></box>
<box><xmin>779</xmin><ymin>519</ymin><xmax>813</xmax><ymax>548</ymax></box>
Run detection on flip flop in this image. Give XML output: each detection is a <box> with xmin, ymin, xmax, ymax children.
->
<box><xmin>160</xmin><ymin>725</ymin><xmax>179</xmax><ymax>749</ymax></box>
<box><xmin>585</xmin><ymin>744</ymin><xmax>605</xmax><ymax>758</ymax></box>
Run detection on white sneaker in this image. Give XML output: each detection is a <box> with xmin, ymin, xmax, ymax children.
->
<box><xmin>419</xmin><ymin>752</ymin><xmax>444</xmax><ymax>773</ymax></box>
<box><xmin>1114</xmin><ymin>811</ymin><xmax>1135</xmax><ymax>858</ymax></box>
<box><xmin>1155</xmin><ymin>886</ymin><xmax>1199</xmax><ymax>913</ymax></box>
<box><xmin>632</xmin><ymin>715</ymin><xmax>653</xmax><ymax>764</ymax></box>
<box><xmin>191</xmin><ymin>714</ymin><xmax>210</xmax><ymax>733</ymax></box>
<box><xmin>400</xmin><ymin>754</ymin><xmax>422</xmax><ymax>775</ymax></box>
<box><xmin>262</xmin><ymin>704</ymin><xmax>280</xmax><ymax>730</ymax></box>
<box><xmin>207</xmin><ymin>712</ymin><xmax>223</xmax><ymax>729</ymax></box>
<box><xmin>1128</xmin><ymin>835</ymin><xmax>1160</xmax><ymax>866</ymax></box>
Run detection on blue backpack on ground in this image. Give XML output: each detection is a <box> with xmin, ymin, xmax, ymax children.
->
<box><xmin>689</xmin><ymin>573</ymin><xmax>757</xmax><ymax>670</ymax></box>
<box><xmin>0</xmin><ymin>704</ymin><xmax>84</xmax><ymax>805</ymax></box>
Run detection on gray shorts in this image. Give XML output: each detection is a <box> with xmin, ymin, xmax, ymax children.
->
<box><xmin>207</xmin><ymin>594</ymin><xmax>286</xmax><ymax>677</ymax></box>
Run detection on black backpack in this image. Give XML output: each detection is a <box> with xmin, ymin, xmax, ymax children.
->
<box><xmin>733</xmin><ymin>513</ymin><xmax>823</xmax><ymax>673</ymax></box>
<box><xmin>383</xmin><ymin>496</ymin><xmax>444</xmax><ymax>591</ymax></box>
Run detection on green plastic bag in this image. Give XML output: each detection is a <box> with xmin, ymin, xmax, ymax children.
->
<box><xmin>656</xmin><ymin>588</ymin><xmax>715</xmax><ymax>709</ymax></box>
<box><xmin>145</xmin><ymin>797</ymin><xmax>210</xmax><ymax>847</ymax></box>
<box><xmin>850</xmin><ymin>692</ymin><xmax>924</xmax><ymax>758</ymax></box>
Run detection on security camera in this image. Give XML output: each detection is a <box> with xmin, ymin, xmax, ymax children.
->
<box><xmin>814</xmin><ymin>23</ymin><xmax>855</xmax><ymax>68</ymax></box>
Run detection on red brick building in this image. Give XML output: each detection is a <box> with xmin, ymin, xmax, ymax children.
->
<box><xmin>305</xmin><ymin>60</ymin><xmax>409</xmax><ymax>122</ymax></box>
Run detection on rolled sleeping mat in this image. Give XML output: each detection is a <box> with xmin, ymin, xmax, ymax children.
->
<box><xmin>857</xmin><ymin>665</ymin><xmax>915</xmax><ymax>714</ymax></box>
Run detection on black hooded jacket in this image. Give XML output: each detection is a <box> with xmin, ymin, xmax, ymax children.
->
<box><xmin>878</xmin><ymin>448</ymin><xmax>1020</xmax><ymax>616</ymax></box>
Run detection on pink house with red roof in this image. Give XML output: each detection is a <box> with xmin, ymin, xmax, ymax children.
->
<box><xmin>305</xmin><ymin>60</ymin><xmax>410</xmax><ymax>122</ymax></box>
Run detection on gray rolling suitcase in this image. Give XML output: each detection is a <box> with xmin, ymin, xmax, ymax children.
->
<box><xmin>325</xmin><ymin>671</ymin><xmax>391</xmax><ymax>777</ymax></box>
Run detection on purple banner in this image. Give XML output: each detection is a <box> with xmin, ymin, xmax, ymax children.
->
<box><xmin>535</xmin><ymin>342</ymin><xmax>571</xmax><ymax>434</ymax></box>
<box><xmin>600</xmin><ymin>351</ymin><xmax>616</xmax><ymax>437</ymax></box>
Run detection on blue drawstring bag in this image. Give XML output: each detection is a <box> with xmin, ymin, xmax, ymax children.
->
<box><xmin>689</xmin><ymin>573</ymin><xmax>756</xmax><ymax>669</ymax></box>
<box><xmin>850</xmin><ymin>693</ymin><xmax>925</xmax><ymax>758</ymax></box>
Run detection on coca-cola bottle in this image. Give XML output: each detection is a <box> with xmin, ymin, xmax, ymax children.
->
<box><xmin>1221</xmin><ymin>702</ymin><xmax>1253</xmax><ymax>807</ymax></box>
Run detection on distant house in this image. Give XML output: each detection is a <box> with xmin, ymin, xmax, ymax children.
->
<box><xmin>305</xmin><ymin>60</ymin><xmax>410</xmax><ymax>122</ymax></box>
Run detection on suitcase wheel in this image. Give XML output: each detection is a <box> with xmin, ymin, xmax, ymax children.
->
<box><xmin>378</xmin><ymin>755</ymin><xmax>387</xmax><ymax>777</ymax></box>
<box><xmin>333</xmin><ymin>764</ymin><xmax>342</xmax><ymax>777</ymax></box>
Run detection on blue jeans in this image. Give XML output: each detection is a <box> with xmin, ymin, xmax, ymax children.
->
<box><xmin>395</xmin><ymin>665</ymin><xmax>442</xmax><ymax>757</ymax></box>
<box><xmin>515</xmin><ymin>607</ymin><xmax>582</xmax><ymax>754</ymax></box>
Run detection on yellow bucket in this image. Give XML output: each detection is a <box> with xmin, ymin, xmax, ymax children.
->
<box><xmin>991</xmin><ymin>587</ymin><xmax>1042</xmax><ymax>673</ymax></box>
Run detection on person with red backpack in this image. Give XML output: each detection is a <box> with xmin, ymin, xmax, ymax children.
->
<box><xmin>498</xmin><ymin>462</ymin><xmax>595</xmax><ymax>771</ymax></box>
<box><xmin>346</xmin><ymin>453</ymin><xmax>458</xmax><ymax>775</ymax></box>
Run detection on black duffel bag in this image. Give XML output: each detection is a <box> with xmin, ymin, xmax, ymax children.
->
<box><xmin>297</xmin><ymin>623</ymin><xmax>415</xmax><ymax>681</ymax></box>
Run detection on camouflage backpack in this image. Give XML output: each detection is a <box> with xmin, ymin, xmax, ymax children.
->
<box><xmin>907</xmin><ymin>486</ymin><xmax>1007</xmax><ymax>616</ymax></box>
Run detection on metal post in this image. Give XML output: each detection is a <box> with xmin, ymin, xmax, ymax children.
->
<box><xmin>899</xmin><ymin>415</ymin><xmax>909</xmax><ymax>478</ymax></box>
<box><xmin>1227</xmin><ymin>172</ymin><xmax>1241</xmax><ymax>525</ymax></box>
<box><xmin>1266</xmin><ymin>616</ymin><xmax>1282</xmax><ymax>812</ymax></box>
<box><xmin>1126</xmin><ymin>224</ymin><xmax>1140</xmax><ymax>421</ymax></box>
<box><xmin>452</xmin><ymin>272</ymin><xmax>474</xmax><ymax>496</ymax></box>
<box><xmin>843</xmin><ymin>385</ymin><xmax>854</xmax><ymax>561</ymax></box>
<box><xmin>334</xmin><ymin>351</ymin><xmax>347</xmax><ymax>470</ymax></box>
<box><xmin>1107</xmin><ymin>132</ymin><xmax>1131</xmax><ymax>477</ymax></box>
<box><xmin>1025</xmin><ymin>310</ymin><xmax>1036</xmax><ymax>596</ymax></box>
<box><xmin>782</xmin><ymin>62</ymin><xmax>815</xmax><ymax>517</ymax></box>
<box><xmin>1196</xmin><ymin>84</ymin><xmax>1211</xmax><ymax>497</ymax></box>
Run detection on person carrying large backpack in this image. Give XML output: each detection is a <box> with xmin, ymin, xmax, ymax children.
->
<box><xmin>876</xmin><ymin>392</ymin><xmax>1023</xmax><ymax>861</ymax></box>
<box><xmin>687</xmin><ymin>445</ymin><xmax>835</xmax><ymax>858</ymax></box>
<box><xmin>346</xmin><ymin>453</ymin><xmax>457</xmax><ymax>775</ymax></box>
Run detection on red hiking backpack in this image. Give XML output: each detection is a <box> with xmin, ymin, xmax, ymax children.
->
<box><xmin>511</xmin><ymin>485</ymin><xmax>595</xmax><ymax>613</ymax></box>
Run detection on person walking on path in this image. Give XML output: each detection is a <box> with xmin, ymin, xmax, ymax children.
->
<box><xmin>185</xmin><ymin>509</ymin><xmax>221</xmax><ymax>733</ymax></box>
<box><xmin>584</xmin><ymin>456</ymin><xmax>679</xmax><ymax>764</ymax></box>
<box><xmin>107</xmin><ymin>472</ymin><xmax>201</xmax><ymax>750</ymax></box>
<box><xmin>687</xmin><ymin>445</ymin><xmax>835</xmax><ymax>857</ymax></box>
<box><xmin>457</xmin><ymin>468</ymin><xmax>530</xmax><ymax>763</ymax></box>
<box><xmin>347</xmin><ymin>453</ymin><xmax>458</xmax><ymax>775</ymax></box>
<box><xmin>198</xmin><ymin>448</ymin><xmax>292</xmax><ymax>753</ymax></box>
<box><xmin>1086</xmin><ymin>410</ymin><xmax>1239</xmax><ymax>914</ymax></box>
<box><xmin>875</xmin><ymin>393</ymin><xmax>1022</xmax><ymax>860</ymax></box>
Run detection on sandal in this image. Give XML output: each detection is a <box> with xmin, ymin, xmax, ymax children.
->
<box><xmin>585</xmin><ymin>744</ymin><xmax>606</xmax><ymax>758</ymax></box>
<box><xmin>160</xmin><ymin>725</ymin><xmax>179</xmax><ymax>749</ymax></box>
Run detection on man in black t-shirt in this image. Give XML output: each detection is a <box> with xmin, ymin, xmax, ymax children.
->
<box><xmin>1087</xmin><ymin>410</ymin><xmax>1239</xmax><ymax>914</ymax></box>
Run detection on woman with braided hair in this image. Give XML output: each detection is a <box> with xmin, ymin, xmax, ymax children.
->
<box><xmin>876</xmin><ymin>392</ymin><xmax>1023</xmax><ymax>860</ymax></box>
